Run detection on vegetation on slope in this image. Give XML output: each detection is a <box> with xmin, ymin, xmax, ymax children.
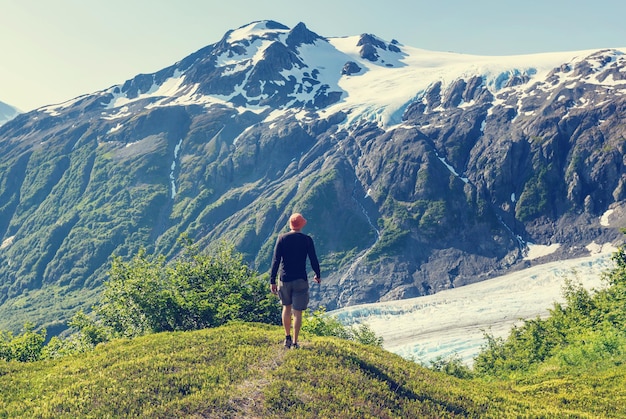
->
<box><xmin>3</xmin><ymin>321</ymin><xmax>618</xmax><ymax>419</ymax></box>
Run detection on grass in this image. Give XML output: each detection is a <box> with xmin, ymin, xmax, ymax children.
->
<box><xmin>1</xmin><ymin>322</ymin><xmax>625</xmax><ymax>418</ymax></box>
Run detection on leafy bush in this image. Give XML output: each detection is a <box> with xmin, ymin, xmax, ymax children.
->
<box><xmin>41</xmin><ymin>310</ymin><xmax>113</xmax><ymax>359</ymax></box>
<box><xmin>96</xmin><ymin>237</ymin><xmax>281</xmax><ymax>337</ymax></box>
<box><xmin>0</xmin><ymin>323</ymin><xmax>46</xmax><ymax>362</ymax></box>
<box><xmin>302</xmin><ymin>307</ymin><xmax>383</xmax><ymax>347</ymax></box>
<box><xmin>429</xmin><ymin>354</ymin><xmax>474</xmax><ymax>379</ymax></box>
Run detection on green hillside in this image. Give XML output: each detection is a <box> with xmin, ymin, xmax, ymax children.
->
<box><xmin>1</xmin><ymin>322</ymin><xmax>624</xmax><ymax>418</ymax></box>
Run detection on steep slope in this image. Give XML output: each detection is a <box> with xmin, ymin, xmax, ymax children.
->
<box><xmin>0</xmin><ymin>20</ymin><xmax>625</xmax><ymax>331</ymax></box>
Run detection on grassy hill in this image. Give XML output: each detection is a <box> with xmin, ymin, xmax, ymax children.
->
<box><xmin>1</xmin><ymin>322</ymin><xmax>625</xmax><ymax>418</ymax></box>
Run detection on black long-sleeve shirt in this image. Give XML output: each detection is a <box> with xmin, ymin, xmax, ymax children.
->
<box><xmin>270</xmin><ymin>231</ymin><xmax>320</xmax><ymax>284</ymax></box>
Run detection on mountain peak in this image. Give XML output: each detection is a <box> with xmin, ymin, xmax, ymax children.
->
<box><xmin>286</xmin><ymin>22</ymin><xmax>322</xmax><ymax>48</ymax></box>
<box><xmin>57</xmin><ymin>20</ymin><xmax>626</xmax><ymax>131</ymax></box>
<box><xmin>226</xmin><ymin>20</ymin><xmax>290</xmax><ymax>44</ymax></box>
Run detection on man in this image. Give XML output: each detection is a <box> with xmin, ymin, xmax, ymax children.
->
<box><xmin>270</xmin><ymin>213</ymin><xmax>321</xmax><ymax>349</ymax></box>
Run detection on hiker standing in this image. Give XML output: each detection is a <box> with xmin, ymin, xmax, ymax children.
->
<box><xmin>270</xmin><ymin>213</ymin><xmax>321</xmax><ymax>349</ymax></box>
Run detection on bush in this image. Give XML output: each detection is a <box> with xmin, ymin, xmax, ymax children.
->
<box><xmin>96</xmin><ymin>237</ymin><xmax>281</xmax><ymax>337</ymax></box>
<box><xmin>0</xmin><ymin>323</ymin><xmax>46</xmax><ymax>362</ymax></box>
<box><xmin>429</xmin><ymin>354</ymin><xmax>474</xmax><ymax>379</ymax></box>
<box><xmin>302</xmin><ymin>307</ymin><xmax>383</xmax><ymax>347</ymax></box>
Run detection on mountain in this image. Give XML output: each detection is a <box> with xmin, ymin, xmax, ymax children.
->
<box><xmin>0</xmin><ymin>100</ymin><xmax>19</xmax><ymax>126</ymax></box>
<box><xmin>1</xmin><ymin>20</ymin><xmax>625</xmax><ymax>332</ymax></box>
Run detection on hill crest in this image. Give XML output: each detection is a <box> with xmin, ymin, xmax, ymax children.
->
<box><xmin>2</xmin><ymin>322</ymin><xmax>622</xmax><ymax>417</ymax></box>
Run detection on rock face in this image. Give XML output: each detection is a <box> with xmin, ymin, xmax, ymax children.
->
<box><xmin>342</xmin><ymin>61</ymin><xmax>362</xmax><ymax>75</ymax></box>
<box><xmin>0</xmin><ymin>20</ymin><xmax>625</xmax><ymax>331</ymax></box>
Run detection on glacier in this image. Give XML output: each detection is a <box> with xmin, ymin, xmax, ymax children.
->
<box><xmin>330</xmin><ymin>244</ymin><xmax>617</xmax><ymax>367</ymax></box>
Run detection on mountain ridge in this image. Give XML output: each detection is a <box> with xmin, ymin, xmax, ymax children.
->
<box><xmin>0</xmin><ymin>100</ymin><xmax>19</xmax><ymax>126</ymax></box>
<box><xmin>0</xmin><ymin>20</ymin><xmax>625</xmax><ymax>332</ymax></box>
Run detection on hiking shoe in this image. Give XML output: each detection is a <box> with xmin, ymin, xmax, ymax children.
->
<box><xmin>291</xmin><ymin>342</ymin><xmax>300</xmax><ymax>349</ymax></box>
<box><xmin>284</xmin><ymin>335</ymin><xmax>292</xmax><ymax>349</ymax></box>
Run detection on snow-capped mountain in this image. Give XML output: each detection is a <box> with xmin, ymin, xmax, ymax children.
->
<box><xmin>0</xmin><ymin>20</ymin><xmax>625</xmax><ymax>332</ymax></box>
<box><xmin>46</xmin><ymin>20</ymin><xmax>626</xmax><ymax>130</ymax></box>
<box><xmin>0</xmin><ymin>100</ymin><xmax>19</xmax><ymax>126</ymax></box>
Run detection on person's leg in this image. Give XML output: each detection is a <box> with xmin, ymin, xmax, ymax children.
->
<box><xmin>292</xmin><ymin>309</ymin><xmax>303</xmax><ymax>345</ymax></box>
<box><xmin>282</xmin><ymin>304</ymin><xmax>292</xmax><ymax>337</ymax></box>
<box><xmin>290</xmin><ymin>279</ymin><xmax>309</xmax><ymax>348</ymax></box>
<box><xmin>278</xmin><ymin>280</ymin><xmax>294</xmax><ymax>347</ymax></box>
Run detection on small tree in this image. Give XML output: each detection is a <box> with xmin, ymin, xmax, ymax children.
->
<box><xmin>42</xmin><ymin>310</ymin><xmax>113</xmax><ymax>359</ymax></box>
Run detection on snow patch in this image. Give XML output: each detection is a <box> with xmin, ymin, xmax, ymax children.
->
<box><xmin>0</xmin><ymin>235</ymin><xmax>15</xmax><ymax>250</ymax></box>
<box><xmin>170</xmin><ymin>139</ymin><xmax>183</xmax><ymax>199</ymax></box>
<box><xmin>105</xmin><ymin>71</ymin><xmax>185</xmax><ymax>109</ymax></box>
<box><xmin>217</xmin><ymin>38</ymin><xmax>271</xmax><ymax>68</ymax></box>
<box><xmin>101</xmin><ymin>106</ymin><xmax>132</xmax><ymax>120</ymax></box>
<box><xmin>40</xmin><ymin>95</ymin><xmax>87</xmax><ymax>116</ymax></box>
<box><xmin>524</xmin><ymin>243</ymin><xmax>561</xmax><ymax>260</ymax></box>
<box><xmin>108</xmin><ymin>123</ymin><xmax>123</xmax><ymax>133</ymax></box>
<box><xmin>601</xmin><ymin>209</ymin><xmax>614</xmax><ymax>226</ymax></box>
<box><xmin>437</xmin><ymin>155</ymin><xmax>468</xmax><ymax>183</ymax></box>
<box><xmin>586</xmin><ymin>241</ymin><xmax>617</xmax><ymax>255</ymax></box>
<box><xmin>226</xmin><ymin>21</ymin><xmax>289</xmax><ymax>44</ymax></box>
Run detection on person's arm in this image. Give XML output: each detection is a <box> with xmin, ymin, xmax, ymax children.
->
<box><xmin>307</xmin><ymin>236</ymin><xmax>321</xmax><ymax>283</ymax></box>
<box><xmin>270</xmin><ymin>237</ymin><xmax>282</xmax><ymax>292</ymax></box>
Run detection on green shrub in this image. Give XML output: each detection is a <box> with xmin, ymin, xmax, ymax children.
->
<box><xmin>302</xmin><ymin>307</ymin><xmax>383</xmax><ymax>347</ymax></box>
<box><xmin>41</xmin><ymin>310</ymin><xmax>114</xmax><ymax>359</ymax></box>
<box><xmin>429</xmin><ymin>354</ymin><xmax>474</xmax><ymax>379</ymax></box>
<box><xmin>0</xmin><ymin>323</ymin><xmax>46</xmax><ymax>362</ymax></box>
<box><xmin>96</xmin><ymin>237</ymin><xmax>281</xmax><ymax>337</ymax></box>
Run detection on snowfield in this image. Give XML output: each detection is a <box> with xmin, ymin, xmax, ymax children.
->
<box><xmin>330</xmin><ymin>245</ymin><xmax>617</xmax><ymax>366</ymax></box>
<box><xmin>41</xmin><ymin>20</ymin><xmax>625</xmax><ymax>135</ymax></box>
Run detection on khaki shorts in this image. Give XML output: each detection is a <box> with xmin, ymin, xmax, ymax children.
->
<box><xmin>278</xmin><ymin>279</ymin><xmax>309</xmax><ymax>311</ymax></box>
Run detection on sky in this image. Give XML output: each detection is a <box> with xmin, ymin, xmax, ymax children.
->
<box><xmin>0</xmin><ymin>0</ymin><xmax>625</xmax><ymax>112</ymax></box>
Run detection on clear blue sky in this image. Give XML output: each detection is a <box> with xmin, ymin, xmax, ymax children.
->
<box><xmin>1</xmin><ymin>0</ymin><xmax>625</xmax><ymax>112</ymax></box>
